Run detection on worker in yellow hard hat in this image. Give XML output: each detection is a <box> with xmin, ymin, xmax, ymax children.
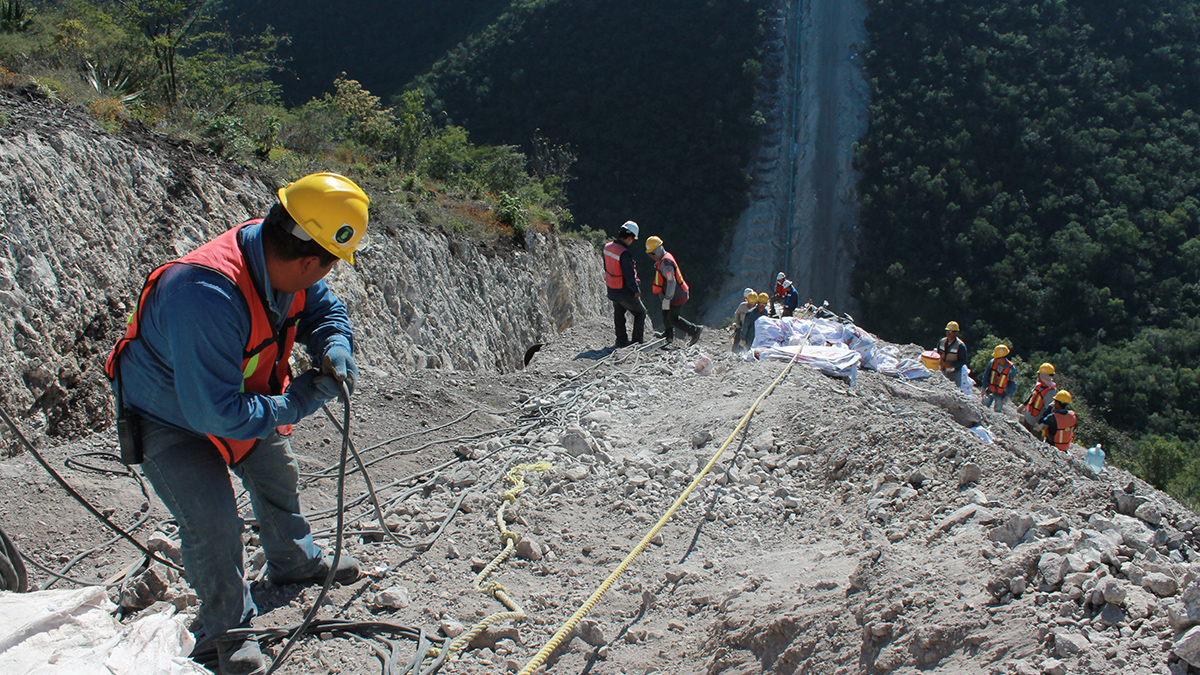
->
<box><xmin>104</xmin><ymin>172</ymin><xmax>369</xmax><ymax>674</ymax></box>
<box><xmin>1040</xmin><ymin>390</ymin><xmax>1077</xmax><ymax>452</ymax></box>
<box><xmin>980</xmin><ymin>344</ymin><xmax>1017</xmax><ymax>413</ymax></box>
<box><xmin>1020</xmin><ymin>363</ymin><xmax>1057</xmax><ymax>435</ymax></box>
<box><xmin>646</xmin><ymin>235</ymin><xmax>703</xmax><ymax>348</ymax></box>
<box><xmin>731</xmin><ymin>287</ymin><xmax>756</xmax><ymax>352</ymax></box>
<box><xmin>935</xmin><ymin>321</ymin><xmax>968</xmax><ymax>387</ymax></box>
<box><xmin>740</xmin><ymin>292</ymin><xmax>771</xmax><ymax>350</ymax></box>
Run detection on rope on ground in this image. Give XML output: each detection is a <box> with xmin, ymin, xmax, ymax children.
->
<box><xmin>421</xmin><ymin>461</ymin><xmax>552</xmax><ymax>673</ymax></box>
<box><xmin>517</xmin><ymin>328</ymin><xmax>811</xmax><ymax>675</ymax></box>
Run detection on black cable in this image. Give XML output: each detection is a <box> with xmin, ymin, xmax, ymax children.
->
<box><xmin>0</xmin><ymin>404</ymin><xmax>183</xmax><ymax>573</ymax></box>
<box><xmin>265</xmin><ymin>381</ymin><xmax>352</xmax><ymax>675</ymax></box>
<box><xmin>0</xmin><ymin>522</ymin><xmax>28</xmax><ymax>592</ymax></box>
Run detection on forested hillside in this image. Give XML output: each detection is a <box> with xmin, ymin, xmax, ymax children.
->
<box><xmin>220</xmin><ymin>0</ymin><xmax>510</xmax><ymax>106</ymax></box>
<box><xmin>853</xmin><ymin>0</ymin><xmax>1200</xmax><ymax>502</ymax></box>
<box><xmin>410</xmin><ymin>0</ymin><xmax>768</xmax><ymax>304</ymax></box>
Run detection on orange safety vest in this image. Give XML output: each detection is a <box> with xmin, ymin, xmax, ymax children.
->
<box><xmin>1024</xmin><ymin>381</ymin><xmax>1054</xmax><ymax>416</ymax></box>
<box><xmin>652</xmin><ymin>251</ymin><xmax>689</xmax><ymax>297</ymax></box>
<box><xmin>603</xmin><ymin>240</ymin><xmax>628</xmax><ymax>290</ymax></box>
<box><xmin>986</xmin><ymin>359</ymin><xmax>1014</xmax><ymax>395</ymax></box>
<box><xmin>1050</xmin><ymin>410</ymin><xmax>1077</xmax><ymax>451</ymax></box>
<box><xmin>105</xmin><ymin>220</ymin><xmax>305</xmax><ymax>465</ymax></box>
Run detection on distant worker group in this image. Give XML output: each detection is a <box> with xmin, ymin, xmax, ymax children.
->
<box><xmin>935</xmin><ymin>320</ymin><xmax>1077</xmax><ymax>451</ymax></box>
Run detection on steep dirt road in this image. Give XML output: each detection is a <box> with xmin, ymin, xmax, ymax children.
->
<box><xmin>706</xmin><ymin>0</ymin><xmax>868</xmax><ymax>323</ymax></box>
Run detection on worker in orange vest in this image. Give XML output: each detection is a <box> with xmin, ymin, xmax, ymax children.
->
<box><xmin>1040</xmin><ymin>390</ymin><xmax>1078</xmax><ymax>452</ymax></box>
<box><xmin>646</xmin><ymin>235</ymin><xmax>702</xmax><ymax>347</ymax></box>
<box><xmin>936</xmin><ymin>321</ymin><xmax>968</xmax><ymax>387</ymax></box>
<box><xmin>980</xmin><ymin>344</ymin><xmax>1017</xmax><ymax>412</ymax></box>
<box><xmin>104</xmin><ymin>173</ymin><xmax>368</xmax><ymax>674</ymax></box>
<box><xmin>1020</xmin><ymin>363</ymin><xmax>1058</xmax><ymax>435</ymax></box>
<box><xmin>602</xmin><ymin>221</ymin><xmax>646</xmax><ymax>348</ymax></box>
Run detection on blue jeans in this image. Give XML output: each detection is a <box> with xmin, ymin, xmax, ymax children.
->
<box><xmin>140</xmin><ymin>419</ymin><xmax>322</xmax><ymax>638</ymax></box>
<box><xmin>982</xmin><ymin>392</ymin><xmax>1008</xmax><ymax>413</ymax></box>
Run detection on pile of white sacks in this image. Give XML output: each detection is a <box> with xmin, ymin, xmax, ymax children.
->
<box><xmin>745</xmin><ymin>317</ymin><xmax>930</xmax><ymax>382</ymax></box>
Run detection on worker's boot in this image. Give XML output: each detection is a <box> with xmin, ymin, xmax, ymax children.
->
<box><xmin>216</xmin><ymin>633</ymin><xmax>268</xmax><ymax>675</ymax></box>
<box><xmin>688</xmin><ymin>327</ymin><xmax>703</xmax><ymax>347</ymax></box>
<box><xmin>271</xmin><ymin>551</ymin><xmax>360</xmax><ymax>586</ymax></box>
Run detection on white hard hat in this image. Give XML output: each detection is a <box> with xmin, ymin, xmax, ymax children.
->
<box><xmin>783</xmin><ymin>280</ymin><xmax>792</xmax><ymax>288</ymax></box>
<box><xmin>621</xmin><ymin>221</ymin><xmax>639</xmax><ymax>238</ymax></box>
<box><xmin>743</xmin><ymin>287</ymin><xmax>754</xmax><ymax>298</ymax></box>
<box><xmin>777</xmin><ymin>272</ymin><xmax>786</xmax><ymax>281</ymax></box>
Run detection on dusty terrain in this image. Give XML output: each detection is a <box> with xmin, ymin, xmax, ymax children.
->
<box><xmin>4</xmin><ymin>313</ymin><xmax>1200</xmax><ymax>675</ymax></box>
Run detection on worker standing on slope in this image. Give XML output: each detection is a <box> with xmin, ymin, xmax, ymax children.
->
<box><xmin>1040</xmin><ymin>390</ymin><xmax>1078</xmax><ymax>452</ymax></box>
<box><xmin>740</xmin><ymin>292</ymin><xmax>771</xmax><ymax>350</ymax></box>
<box><xmin>104</xmin><ymin>173</ymin><xmax>369</xmax><ymax>675</ymax></box>
<box><xmin>1020</xmin><ymin>363</ymin><xmax>1058</xmax><ymax>435</ymax></box>
<box><xmin>772</xmin><ymin>271</ymin><xmax>790</xmax><ymax>317</ymax></box>
<box><xmin>980</xmin><ymin>344</ymin><xmax>1017</xmax><ymax>412</ymax></box>
<box><xmin>646</xmin><ymin>235</ymin><xmax>703</xmax><ymax>347</ymax></box>
<box><xmin>936</xmin><ymin>321</ymin><xmax>969</xmax><ymax>387</ymax></box>
<box><xmin>780</xmin><ymin>280</ymin><xmax>800</xmax><ymax>317</ymax></box>
<box><xmin>603</xmin><ymin>221</ymin><xmax>646</xmax><ymax>348</ymax></box>
<box><xmin>730</xmin><ymin>287</ymin><xmax>756</xmax><ymax>352</ymax></box>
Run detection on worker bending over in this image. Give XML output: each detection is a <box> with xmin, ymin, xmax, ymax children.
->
<box><xmin>1041</xmin><ymin>390</ymin><xmax>1077</xmax><ymax>452</ymax></box>
<box><xmin>646</xmin><ymin>235</ymin><xmax>702</xmax><ymax>347</ymax></box>
<box><xmin>731</xmin><ymin>287</ymin><xmax>755</xmax><ymax>352</ymax></box>
<box><xmin>740</xmin><ymin>292</ymin><xmax>770</xmax><ymax>349</ymax></box>
<box><xmin>980</xmin><ymin>344</ymin><xmax>1017</xmax><ymax>412</ymax></box>
<box><xmin>1020</xmin><ymin>363</ymin><xmax>1058</xmax><ymax>435</ymax></box>
<box><xmin>105</xmin><ymin>173</ymin><xmax>369</xmax><ymax>675</ymax></box>
<box><xmin>936</xmin><ymin>321</ymin><xmax>968</xmax><ymax>387</ymax></box>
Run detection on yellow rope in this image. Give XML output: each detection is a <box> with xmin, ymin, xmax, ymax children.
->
<box><xmin>517</xmin><ymin>331</ymin><xmax>811</xmax><ymax>674</ymax></box>
<box><xmin>429</xmin><ymin>461</ymin><xmax>553</xmax><ymax>664</ymax></box>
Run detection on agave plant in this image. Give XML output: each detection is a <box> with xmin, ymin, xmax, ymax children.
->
<box><xmin>0</xmin><ymin>0</ymin><xmax>32</xmax><ymax>34</ymax></box>
<box><xmin>84</xmin><ymin>60</ymin><xmax>143</xmax><ymax>104</ymax></box>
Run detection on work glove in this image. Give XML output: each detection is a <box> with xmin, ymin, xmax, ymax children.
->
<box><xmin>661</xmin><ymin>297</ymin><xmax>671</xmax><ymax>311</ymax></box>
<box><xmin>321</xmin><ymin>345</ymin><xmax>357</xmax><ymax>397</ymax></box>
<box><xmin>286</xmin><ymin>370</ymin><xmax>337</xmax><ymax>421</ymax></box>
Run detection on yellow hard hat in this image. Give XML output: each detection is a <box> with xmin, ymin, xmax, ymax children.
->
<box><xmin>744</xmin><ymin>287</ymin><xmax>755</xmax><ymax>299</ymax></box>
<box><xmin>945</xmin><ymin>321</ymin><xmax>960</xmax><ymax>332</ymax></box>
<box><xmin>277</xmin><ymin>173</ymin><xmax>370</xmax><ymax>263</ymax></box>
<box><xmin>1039</xmin><ymin>363</ymin><xmax>1055</xmax><ymax>375</ymax></box>
<box><xmin>645</xmin><ymin>235</ymin><xmax>663</xmax><ymax>253</ymax></box>
<box><xmin>757</xmin><ymin>292</ymin><xmax>770</xmax><ymax>304</ymax></box>
<box><xmin>992</xmin><ymin>344</ymin><xmax>1010</xmax><ymax>358</ymax></box>
<box><xmin>1054</xmin><ymin>390</ymin><xmax>1072</xmax><ymax>404</ymax></box>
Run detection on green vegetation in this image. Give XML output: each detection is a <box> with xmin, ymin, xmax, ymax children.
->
<box><xmin>854</xmin><ymin>0</ymin><xmax>1200</xmax><ymax>504</ymax></box>
<box><xmin>411</xmin><ymin>0</ymin><xmax>768</xmax><ymax>302</ymax></box>
<box><xmin>0</xmin><ymin>1</ymin><xmax>572</xmax><ymax>245</ymax></box>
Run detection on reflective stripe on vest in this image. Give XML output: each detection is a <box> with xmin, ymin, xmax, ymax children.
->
<box><xmin>104</xmin><ymin>220</ymin><xmax>306</xmax><ymax>466</ymax></box>
<box><xmin>1025</xmin><ymin>381</ymin><xmax>1053</xmax><ymax>416</ymax></box>
<box><xmin>1051</xmin><ymin>410</ymin><xmax>1077</xmax><ymax>451</ymax></box>
<box><xmin>986</xmin><ymin>359</ymin><xmax>1013</xmax><ymax>394</ymax></box>
<box><xmin>603</xmin><ymin>241</ymin><xmax>626</xmax><ymax>290</ymax></box>
<box><xmin>652</xmin><ymin>252</ymin><xmax>688</xmax><ymax>296</ymax></box>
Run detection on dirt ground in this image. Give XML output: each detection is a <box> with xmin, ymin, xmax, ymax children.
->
<box><xmin>1</xmin><ymin>314</ymin><xmax>1196</xmax><ymax>675</ymax></box>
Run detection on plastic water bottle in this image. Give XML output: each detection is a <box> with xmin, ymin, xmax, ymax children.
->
<box><xmin>1086</xmin><ymin>444</ymin><xmax>1105</xmax><ymax>474</ymax></box>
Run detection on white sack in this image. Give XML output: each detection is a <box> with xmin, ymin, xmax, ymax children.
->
<box><xmin>0</xmin><ymin>587</ymin><xmax>206</xmax><ymax>675</ymax></box>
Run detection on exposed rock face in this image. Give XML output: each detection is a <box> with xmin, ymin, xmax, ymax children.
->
<box><xmin>0</xmin><ymin>89</ymin><xmax>604</xmax><ymax>439</ymax></box>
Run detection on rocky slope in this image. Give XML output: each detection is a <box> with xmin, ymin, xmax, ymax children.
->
<box><xmin>0</xmin><ymin>87</ymin><xmax>604</xmax><ymax>441</ymax></box>
<box><xmin>3</xmin><ymin>316</ymin><xmax>1200</xmax><ymax>675</ymax></box>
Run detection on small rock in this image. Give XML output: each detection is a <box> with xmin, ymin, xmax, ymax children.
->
<box><xmin>1098</xmin><ymin>603</ymin><xmax>1125</xmax><ymax>626</ymax></box>
<box><xmin>373</xmin><ymin>585</ymin><xmax>410</xmax><ymax>609</ymax></box>
<box><xmin>515</xmin><ymin>538</ymin><xmax>543</xmax><ymax>561</ymax></box>
<box><xmin>1143</xmin><ymin>572</ymin><xmax>1179</xmax><ymax>597</ymax></box>
<box><xmin>958</xmin><ymin>462</ymin><xmax>982</xmax><ymax>486</ymax></box>
<box><xmin>1040</xmin><ymin>658</ymin><xmax>1067</xmax><ymax>675</ymax></box>
<box><xmin>439</xmin><ymin>620</ymin><xmax>466</xmax><ymax>638</ymax></box>
<box><xmin>577</xmin><ymin>619</ymin><xmax>606</xmax><ymax>647</ymax></box>
<box><xmin>1098</xmin><ymin>577</ymin><xmax>1127</xmax><ymax>606</ymax></box>
<box><xmin>1175</xmin><ymin>625</ymin><xmax>1200</xmax><ymax>667</ymax></box>
<box><xmin>691</xmin><ymin>430</ymin><xmax>713</xmax><ymax>448</ymax></box>
<box><xmin>1135</xmin><ymin>501</ymin><xmax>1163</xmax><ymax>526</ymax></box>
<box><xmin>1054</xmin><ymin>631</ymin><xmax>1089</xmax><ymax>657</ymax></box>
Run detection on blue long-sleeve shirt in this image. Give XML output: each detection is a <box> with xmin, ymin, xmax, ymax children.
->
<box><xmin>116</xmin><ymin>222</ymin><xmax>353</xmax><ymax>440</ymax></box>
